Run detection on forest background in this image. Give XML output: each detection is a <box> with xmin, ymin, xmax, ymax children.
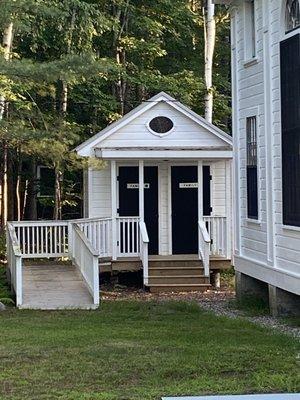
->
<box><xmin>0</xmin><ymin>0</ymin><xmax>231</xmax><ymax>227</ymax></box>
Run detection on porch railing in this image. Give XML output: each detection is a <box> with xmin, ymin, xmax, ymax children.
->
<box><xmin>117</xmin><ymin>217</ymin><xmax>140</xmax><ymax>257</ymax></box>
<box><xmin>76</xmin><ymin>217</ymin><xmax>112</xmax><ymax>258</ymax></box>
<box><xmin>6</xmin><ymin>223</ymin><xmax>23</xmax><ymax>306</ymax></box>
<box><xmin>198</xmin><ymin>221</ymin><xmax>210</xmax><ymax>276</ymax></box>
<box><xmin>71</xmin><ymin>223</ymin><xmax>99</xmax><ymax>305</ymax></box>
<box><xmin>12</xmin><ymin>220</ymin><xmax>68</xmax><ymax>258</ymax></box>
<box><xmin>139</xmin><ymin>221</ymin><xmax>149</xmax><ymax>286</ymax></box>
<box><xmin>203</xmin><ymin>216</ymin><xmax>227</xmax><ymax>257</ymax></box>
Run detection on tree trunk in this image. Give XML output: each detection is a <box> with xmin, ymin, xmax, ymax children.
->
<box><xmin>2</xmin><ymin>142</ymin><xmax>8</xmax><ymax>226</ymax></box>
<box><xmin>59</xmin><ymin>80</ymin><xmax>68</xmax><ymax>116</ymax></box>
<box><xmin>203</xmin><ymin>0</ymin><xmax>216</xmax><ymax>123</ymax></box>
<box><xmin>16</xmin><ymin>149</ymin><xmax>22</xmax><ymax>221</ymax></box>
<box><xmin>112</xmin><ymin>2</ymin><xmax>129</xmax><ymax>115</ymax></box>
<box><xmin>0</xmin><ymin>22</ymin><xmax>13</xmax><ymax>228</ymax></box>
<box><xmin>22</xmin><ymin>180</ymin><xmax>28</xmax><ymax>220</ymax></box>
<box><xmin>25</xmin><ymin>160</ymin><xmax>37</xmax><ymax>221</ymax></box>
<box><xmin>53</xmin><ymin>167</ymin><xmax>63</xmax><ymax>220</ymax></box>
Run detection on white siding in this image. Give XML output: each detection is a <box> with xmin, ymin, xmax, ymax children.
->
<box><xmin>100</xmin><ymin>102</ymin><xmax>228</xmax><ymax>149</ymax></box>
<box><xmin>212</xmin><ymin>161</ymin><xmax>226</xmax><ymax>216</ymax></box>
<box><xmin>233</xmin><ymin>0</ymin><xmax>300</xmax><ymax>294</ymax></box>
<box><xmin>86</xmin><ymin>160</ymin><xmax>229</xmax><ymax>257</ymax></box>
<box><xmin>88</xmin><ymin>164</ymin><xmax>111</xmax><ymax>218</ymax></box>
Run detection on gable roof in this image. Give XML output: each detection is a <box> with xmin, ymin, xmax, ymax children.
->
<box><xmin>76</xmin><ymin>92</ymin><xmax>232</xmax><ymax>157</ymax></box>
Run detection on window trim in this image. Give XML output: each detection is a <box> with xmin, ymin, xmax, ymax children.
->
<box><xmin>246</xmin><ymin>115</ymin><xmax>259</xmax><ymax>221</ymax></box>
<box><xmin>285</xmin><ymin>0</ymin><xmax>300</xmax><ymax>34</ymax></box>
<box><xmin>244</xmin><ymin>0</ymin><xmax>257</xmax><ymax>63</ymax></box>
<box><xmin>280</xmin><ymin>33</ymin><xmax>300</xmax><ymax>228</ymax></box>
<box><xmin>146</xmin><ymin>116</ymin><xmax>176</xmax><ymax>138</ymax></box>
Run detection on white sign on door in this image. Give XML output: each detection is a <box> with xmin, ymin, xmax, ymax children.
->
<box><xmin>127</xmin><ymin>183</ymin><xmax>150</xmax><ymax>189</ymax></box>
<box><xmin>179</xmin><ymin>182</ymin><xmax>198</xmax><ymax>189</ymax></box>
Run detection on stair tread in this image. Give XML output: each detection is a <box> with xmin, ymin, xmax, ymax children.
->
<box><xmin>148</xmin><ymin>283</ymin><xmax>211</xmax><ymax>287</ymax></box>
<box><xmin>150</xmin><ymin>275</ymin><xmax>207</xmax><ymax>278</ymax></box>
<box><xmin>149</xmin><ymin>266</ymin><xmax>203</xmax><ymax>269</ymax></box>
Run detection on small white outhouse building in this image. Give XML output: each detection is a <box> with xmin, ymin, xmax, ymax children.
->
<box><xmin>76</xmin><ymin>92</ymin><xmax>233</xmax><ymax>291</ymax></box>
<box><xmin>6</xmin><ymin>92</ymin><xmax>233</xmax><ymax>309</ymax></box>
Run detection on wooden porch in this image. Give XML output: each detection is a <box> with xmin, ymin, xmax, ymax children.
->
<box><xmin>6</xmin><ymin>214</ymin><xmax>231</xmax><ymax>308</ymax></box>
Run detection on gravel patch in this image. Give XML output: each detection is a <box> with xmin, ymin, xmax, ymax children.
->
<box><xmin>198</xmin><ymin>298</ymin><xmax>300</xmax><ymax>338</ymax></box>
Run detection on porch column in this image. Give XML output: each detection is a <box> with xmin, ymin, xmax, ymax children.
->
<box><xmin>197</xmin><ymin>160</ymin><xmax>203</xmax><ymax>221</ymax></box>
<box><xmin>225</xmin><ymin>159</ymin><xmax>232</xmax><ymax>259</ymax></box>
<box><xmin>111</xmin><ymin>160</ymin><xmax>117</xmax><ymax>260</ymax></box>
<box><xmin>138</xmin><ymin>160</ymin><xmax>144</xmax><ymax>221</ymax></box>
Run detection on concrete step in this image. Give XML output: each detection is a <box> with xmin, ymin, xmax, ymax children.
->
<box><xmin>148</xmin><ymin>275</ymin><xmax>210</xmax><ymax>285</ymax></box>
<box><xmin>149</xmin><ymin>283</ymin><xmax>211</xmax><ymax>293</ymax></box>
<box><xmin>148</xmin><ymin>266</ymin><xmax>204</xmax><ymax>277</ymax></box>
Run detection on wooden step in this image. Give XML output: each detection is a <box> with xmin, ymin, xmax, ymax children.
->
<box><xmin>111</xmin><ymin>259</ymin><xmax>142</xmax><ymax>271</ymax></box>
<box><xmin>149</xmin><ymin>260</ymin><xmax>203</xmax><ymax>268</ymax></box>
<box><xmin>148</xmin><ymin>266</ymin><xmax>204</xmax><ymax>277</ymax></box>
<box><xmin>148</xmin><ymin>275</ymin><xmax>209</xmax><ymax>285</ymax></box>
<box><xmin>149</xmin><ymin>283</ymin><xmax>211</xmax><ymax>293</ymax></box>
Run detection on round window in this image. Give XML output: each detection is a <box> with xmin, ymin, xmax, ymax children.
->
<box><xmin>148</xmin><ymin>116</ymin><xmax>174</xmax><ymax>135</ymax></box>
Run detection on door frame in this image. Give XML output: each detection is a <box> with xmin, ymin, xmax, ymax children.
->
<box><xmin>117</xmin><ymin>161</ymin><xmax>162</xmax><ymax>255</ymax></box>
<box><xmin>168</xmin><ymin>161</ymin><xmax>212</xmax><ymax>255</ymax></box>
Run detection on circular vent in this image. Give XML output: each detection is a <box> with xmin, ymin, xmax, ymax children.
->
<box><xmin>148</xmin><ymin>116</ymin><xmax>174</xmax><ymax>135</ymax></box>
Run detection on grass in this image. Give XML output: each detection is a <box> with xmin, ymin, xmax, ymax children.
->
<box><xmin>0</xmin><ymin>265</ymin><xmax>13</xmax><ymax>306</ymax></box>
<box><xmin>229</xmin><ymin>295</ymin><xmax>270</xmax><ymax>317</ymax></box>
<box><xmin>0</xmin><ymin>301</ymin><xmax>299</xmax><ymax>400</ymax></box>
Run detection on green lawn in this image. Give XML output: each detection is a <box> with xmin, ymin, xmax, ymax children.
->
<box><xmin>0</xmin><ymin>301</ymin><xmax>299</xmax><ymax>400</ymax></box>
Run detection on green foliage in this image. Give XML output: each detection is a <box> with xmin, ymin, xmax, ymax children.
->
<box><xmin>230</xmin><ymin>295</ymin><xmax>270</xmax><ymax>316</ymax></box>
<box><xmin>0</xmin><ymin>262</ymin><xmax>13</xmax><ymax>305</ymax></box>
<box><xmin>220</xmin><ymin>266</ymin><xmax>235</xmax><ymax>290</ymax></box>
<box><xmin>0</xmin><ymin>301</ymin><xmax>299</xmax><ymax>399</ymax></box>
<box><xmin>0</xmin><ymin>233</ymin><xmax>6</xmax><ymax>261</ymax></box>
<box><xmin>0</xmin><ymin>0</ymin><xmax>231</xmax><ymax>220</ymax></box>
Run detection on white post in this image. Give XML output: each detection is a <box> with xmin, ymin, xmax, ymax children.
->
<box><xmin>225</xmin><ymin>159</ymin><xmax>232</xmax><ymax>259</ymax></box>
<box><xmin>68</xmin><ymin>222</ymin><xmax>73</xmax><ymax>260</ymax></box>
<box><xmin>15</xmin><ymin>255</ymin><xmax>22</xmax><ymax>307</ymax></box>
<box><xmin>197</xmin><ymin>160</ymin><xmax>203</xmax><ymax>222</ymax></box>
<box><xmin>111</xmin><ymin>161</ymin><xmax>117</xmax><ymax>260</ymax></box>
<box><xmin>139</xmin><ymin>160</ymin><xmax>144</xmax><ymax>221</ymax></box>
<box><xmin>93</xmin><ymin>255</ymin><xmax>100</xmax><ymax>305</ymax></box>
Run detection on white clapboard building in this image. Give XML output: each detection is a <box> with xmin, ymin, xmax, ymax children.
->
<box><xmin>6</xmin><ymin>92</ymin><xmax>233</xmax><ymax>309</ymax></box>
<box><xmin>76</xmin><ymin>92</ymin><xmax>233</xmax><ymax>292</ymax></box>
<box><xmin>215</xmin><ymin>0</ymin><xmax>300</xmax><ymax>315</ymax></box>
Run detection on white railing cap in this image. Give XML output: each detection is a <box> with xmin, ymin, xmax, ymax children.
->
<box><xmin>198</xmin><ymin>221</ymin><xmax>211</xmax><ymax>243</ymax></box>
<box><xmin>139</xmin><ymin>221</ymin><xmax>149</xmax><ymax>243</ymax></box>
<box><xmin>72</xmin><ymin>223</ymin><xmax>99</xmax><ymax>256</ymax></box>
<box><xmin>10</xmin><ymin>220</ymin><xmax>68</xmax><ymax>227</ymax></box>
<box><xmin>7</xmin><ymin>223</ymin><xmax>22</xmax><ymax>256</ymax></box>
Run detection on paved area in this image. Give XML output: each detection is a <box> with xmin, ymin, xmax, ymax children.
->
<box><xmin>21</xmin><ymin>264</ymin><xmax>95</xmax><ymax>310</ymax></box>
<box><xmin>162</xmin><ymin>395</ymin><xmax>300</xmax><ymax>400</ymax></box>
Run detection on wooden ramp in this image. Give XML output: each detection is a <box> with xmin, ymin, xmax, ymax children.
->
<box><xmin>21</xmin><ymin>264</ymin><xmax>97</xmax><ymax>310</ymax></box>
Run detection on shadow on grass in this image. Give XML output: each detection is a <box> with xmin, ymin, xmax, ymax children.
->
<box><xmin>228</xmin><ymin>295</ymin><xmax>269</xmax><ymax>317</ymax></box>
